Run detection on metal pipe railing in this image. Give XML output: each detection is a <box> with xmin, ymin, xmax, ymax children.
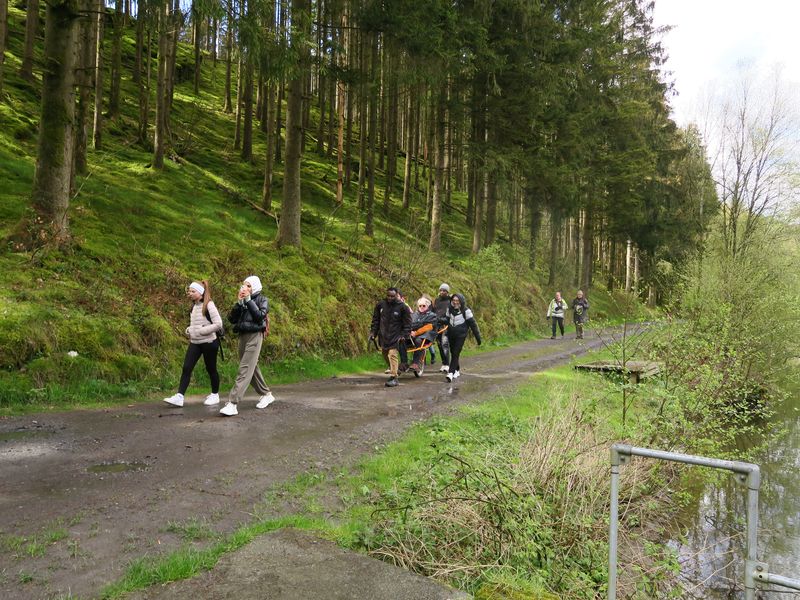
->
<box><xmin>607</xmin><ymin>443</ymin><xmax>800</xmax><ymax>600</ymax></box>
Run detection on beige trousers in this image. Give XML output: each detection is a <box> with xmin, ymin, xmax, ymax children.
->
<box><xmin>382</xmin><ymin>348</ymin><xmax>400</xmax><ymax>377</ymax></box>
<box><xmin>229</xmin><ymin>332</ymin><xmax>271</xmax><ymax>404</ymax></box>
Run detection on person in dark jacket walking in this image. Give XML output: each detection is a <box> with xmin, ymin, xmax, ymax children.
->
<box><xmin>369</xmin><ymin>287</ymin><xmax>412</xmax><ymax>387</ymax></box>
<box><xmin>445</xmin><ymin>293</ymin><xmax>481</xmax><ymax>382</ymax></box>
<box><xmin>433</xmin><ymin>283</ymin><xmax>451</xmax><ymax>372</ymax></box>
<box><xmin>571</xmin><ymin>290</ymin><xmax>589</xmax><ymax>339</ymax></box>
<box><xmin>219</xmin><ymin>275</ymin><xmax>275</xmax><ymax>416</ymax></box>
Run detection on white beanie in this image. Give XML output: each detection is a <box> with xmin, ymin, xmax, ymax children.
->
<box><xmin>189</xmin><ymin>281</ymin><xmax>205</xmax><ymax>295</ymax></box>
<box><xmin>244</xmin><ymin>275</ymin><xmax>262</xmax><ymax>295</ymax></box>
<box><xmin>439</xmin><ymin>283</ymin><xmax>450</xmax><ymax>293</ymax></box>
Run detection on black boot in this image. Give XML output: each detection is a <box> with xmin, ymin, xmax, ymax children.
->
<box><xmin>385</xmin><ymin>377</ymin><xmax>399</xmax><ymax>387</ymax></box>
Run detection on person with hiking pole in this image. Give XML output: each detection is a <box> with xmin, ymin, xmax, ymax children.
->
<box><xmin>219</xmin><ymin>275</ymin><xmax>275</xmax><ymax>416</ymax></box>
<box><xmin>546</xmin><ymin>291</ymin><xmax>568</xmax><ymax>339</ymax></box>
<box><xmin>163</xmin><ymin>280</ymin><xmax>224</xmax><ymax>408</ymax></box>
<box><xmin>369</xmin><ymin>287</ymin><xmax>412</xmax><ymax>387</ymax></box>
<box><xmin>571</xmin><ymin>289</ymin><xmax>590</xmax><ymax>339</ymax></box>
<box><xmin>445</xmin><ymin>293</ymin><xmax>482</xmax><ymax>382</ymax></box>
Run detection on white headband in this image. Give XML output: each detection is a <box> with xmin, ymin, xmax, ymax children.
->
<box><xmin>189</xmin><ymin>282</ymin><xmax>205</xmax><ymax>295</ymax></box>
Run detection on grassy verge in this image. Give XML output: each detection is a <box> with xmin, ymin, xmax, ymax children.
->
<box><xmin>101</xmin><ymin>355</ymin><xmax>677</xmax><ymax>599</ymax></box>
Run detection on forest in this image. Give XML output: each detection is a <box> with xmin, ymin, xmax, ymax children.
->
<box><xmin>1</xmin><ymin>0</ymin><xmax>799</xmax><ymax>597</ymax></box>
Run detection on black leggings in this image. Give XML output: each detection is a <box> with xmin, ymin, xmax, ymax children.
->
<box><xmin>551</xmin><ymin>317</ymin><xmax>565</xmax><ymax>337</ymax></box>
<box><xmin>448</xmin><ymin>335</ymin><xmax>466</xmax><ymax>374</ymax></box>
<box><xmin>178</xmin><ymin>341</ymin><xmax>220</xmax><ymax>394</ymax></box>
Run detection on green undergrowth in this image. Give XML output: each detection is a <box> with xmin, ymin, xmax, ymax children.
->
<box><xmin>102</xmin><ymin>358</ymin><xmax>679</xmax><ymax>599</ymax></box>
<box><xmin>0</xmin><ymin>10</ymin><xmax>653</xmax><ymax>413</ymax></box>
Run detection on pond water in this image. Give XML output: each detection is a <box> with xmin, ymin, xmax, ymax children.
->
<box><xmin>671</xmin><ymin>389</ymin><xmax>800</xmax><ymax>598</ymax></box>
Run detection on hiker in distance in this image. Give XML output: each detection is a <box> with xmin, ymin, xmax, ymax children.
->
<box><xmin>572</xmin><ymin>289</ymin><xmax>590</xmax><ymax>340</ymax></box>
<box><xmin>445</xmin><ymin>293</ymin><xmax>481</xmax><ymax>382</ymax></box>
<box><xmin>164</xmin><ymin>280</ymin><xmax>224</xmax><ymax>407</ymax></box>
<box><xmin>369</xmin><ymin>287</ymin><xmax>412</xmax><ymax>387</ymax></box>
<box><xmin>433</xmin><ymin>283</ymin><xmax>451</xmax><ymax>372</ymax></box>
<box><xmin>546</xmin><ymin>291</ymin><xmax>569</xmax><ymax>339</ymax></box>
<box><xmin>219</xmin><ymin>275</ymin><xmax>276</xmax><ymax>416</ymax></box>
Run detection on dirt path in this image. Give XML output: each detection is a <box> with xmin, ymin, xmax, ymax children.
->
<box><xmin>0</xmin><ymin>334</ymin><xmax>605</xmax><ymax>599</ymax></box>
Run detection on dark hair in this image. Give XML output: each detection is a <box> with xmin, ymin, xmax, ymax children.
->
<box><xmin>387</xmin><ymin>287</ymin><xmax>400</xmax><ymax>295</ymax></box>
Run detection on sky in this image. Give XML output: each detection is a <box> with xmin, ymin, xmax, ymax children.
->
<box><xmin>651</xmin><ymin>0</ymin><xmax>800</xmax><ymax>126</ymax></box>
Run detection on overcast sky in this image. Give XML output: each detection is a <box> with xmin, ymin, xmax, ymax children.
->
<box><xmin>651</xmin><ymin>0</ymin><xmax>800</xmax><ymax>126</ymax></box>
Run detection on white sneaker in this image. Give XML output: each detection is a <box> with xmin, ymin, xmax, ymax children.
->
<box><xmin>219</xmin><ymin>402</ymin><xmax>238</xmax><ymax>416</ymax></box>
<box><xmin>163</xmin><ymin>393</ymin><xmax>184</xmax><ymax>407</ymax></box>
<box><xmin>446</xmin><ymin>373</ymin><xmax>453</xmax><ymax>382</ymax></box>
<box><xmin>439</xmin><ymin>365</ymin><xmax>449</xmax><ymax>372</ymax></box>
<box><xmin>203</xmin><ymin>393</ymin><xmax>220</xmax><ymax>406</ymax></box>
<box><xmin>256</xmin><ymin>393</ymin><xmax>275</xmax><ymax>409</ymax></box>
<box><xmin>453</xmin><ymin>370</ymin><xmax>461</xmax><ymax>379</ymax></box>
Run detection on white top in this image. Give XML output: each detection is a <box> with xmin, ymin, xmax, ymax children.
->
<box><xmin>186</xmin><ymin>301</ymin><xmax>223</xmax><ymax>344</ymax></box>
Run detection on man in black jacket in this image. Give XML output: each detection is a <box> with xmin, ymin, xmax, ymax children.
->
<box><xmin>369</xmin><ymin>287</ymin><xmax>412</xmax><ymax>387</ymax></box>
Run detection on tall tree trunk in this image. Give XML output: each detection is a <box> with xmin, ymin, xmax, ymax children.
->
<box><xmin>211</xmin><ymin>16</ymin><xmax>217</xmax><ymax>66</ymax></box>
<box><xmin>365</xmin><ymin>32</ymin><xmax>378</xmax><ymax>237</ymax></box>
<box><xmin>274</xmin><ymin>75</ymin><xmax>284</xmax><ymax>161</ymax></box>
<box><xmin>233</xmin><ymin>48</ymin><xmax>243</xmax><ymax>149</ymax></box>
<box><xmin>276</xmin><ymin>0</ymin><xmax>309</xmax><ymax>249</ymax></box>
<box><xmin>528</xmin><ymin>199</ymin><xmax>542</xmax><ymax>270</ymax></box>
<box><xmin>192</xmin><ymin>0</ymin><xmax>201</xmax><ymax>95</ymax></box>
<box><xmin>356</xmin><ymin>29</ymin><xmax>367</xmax><ymax>211</ymax></box>
<box><xmin>262</xmin><ymin>81</ymin><xmax>276</xmax><ymax>210</ymax></box>
<box><xmin>581</xmin><ymin>207</ymin><xmax>593</xmax><ymax>292</ymax></box>
<box><xmin>73</xmin><ymin>0</ymin><xmax>95</xmax><ymax>178</ymax></box>
<box><xmin>137</xmin><ymin>10</ymin><xmax>151</xmax><ymax>146</ymax></box>
<box><xmin>548</xmin><ymin>212</ymin><xmax>559</xmax><ymax>286</ymax></box>
<box><xmin>384</xmin><ymin>68</ymin><xmax>398</xmax><ymax>214</ymax></box>
<box><xmin>133</xmin><ymin>0</ymin><xmax>143</xmax><ymax>84</ymax></box>
<box><xmin>428</xmin><ymin>88</ymin><xmax>446</xmax><ymax>252</ymax></box>
<box><xmin>31</xmin><ymin>0</ymin><xmax>80</xmax><ymax>246</ymax></box>
<box><xmin>485</xmin><ymin>178</ymin><xmax>496</xmax><ymax>247</ymax></box>
<box><xmin>335</xmin><ymin>4</ymin><xmax>346</xmax><ymax>205</ymax></box>
<box><xmin>20</xmin><ymin>0</ymin><xmax>39</xmax><ymax>81</ymax></box>
<box><xmin>108</xmin><ymin>0</ymin><xmax>122</xmax><ymax>119</ymax></box>
<box><xmin>0</xmin><ymin>0</ymin><xmax>9</xmax><ymax>93</ymax></box>
<box><xmin>401</xmin><ymin>88</ymin><xmax>413</xmax><ymax>210</ymax></box>
<box><xmin>223</xmin><ymin>5</ymin><xmax>233</xmax><ymax>112</ymax></box>
<box><xmin>153</xmin><ymin>0</ymin><xmax>169</xmax><ymax>168</ymax></box>
<box><xmin>241</xmin><ymin>41</ymin><xmax>254</xmax><ymax>161</ymax></box>
<box><xmin>92</xmin><ymin>0</ymin><xmax>104</xmax><ymax>148</ymax></box>
<box><xmin>625</xmin><ymin>238</ymin><xmax>632</xmax><ymax>293</ymax></box>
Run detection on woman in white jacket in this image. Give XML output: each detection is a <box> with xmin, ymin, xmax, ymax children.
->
<box><xmin>163</xmin><ymin>280</ymin><xmax>224</xmax><ymax>407</ymax></box>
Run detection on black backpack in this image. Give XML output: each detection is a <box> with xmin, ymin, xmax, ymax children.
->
<box><xmin>204</xmin><ymin>310</ymin><xmax>226</xmax><ymax>360</ymax></box>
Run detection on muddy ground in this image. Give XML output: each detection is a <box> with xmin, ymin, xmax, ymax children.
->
<box><xmin>0</xmin><ymin>335</ymin><xmax>605</xmax><ymax>599</ymax></box>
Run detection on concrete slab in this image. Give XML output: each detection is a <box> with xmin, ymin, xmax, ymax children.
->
<box><xmin>132</xmin><ymin>528</ymin><xmax>471</xmax><ymax>600</ymax></box>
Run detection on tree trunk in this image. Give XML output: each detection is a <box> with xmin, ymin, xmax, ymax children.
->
<box><xmin>223</xmin><ymin>5</ymin><xmax>233</xmax><ymax>112</ymax></box>
<box><xmin>471</xmin><ymin>165</ymin><xmax>485</xmax><ymax>254</ymax></box>
<box><xmin>92</xmin><ymin>0</ymin><xmax>104</xmax><ymax>148</ymax></box>
<box><xmin>485</xmin><ymin>177</ymin><xmax>496</xmax><ymax>247</ymax></box>
<box><xmin>428</xmin><ymin>88</ymin><xmax>446</xmax><ymax>252</ymax></box>
<box><xmin>401</xmin><ymin>89</ymin><xmax>413</xmax><ymax>210</ymax></box>
<box><xmin>528</xmin><ymin>201</ymin><xmax>542</xmax><ymax>270</ymax></box>
<box><xmin>356</xmin><ymin>29</ymin><xmax>367</xmax><ymax>211</ymax></box>
<box><xmin>262</xmin><ymin>81</ymin><xmax>276</xmax><ymax>210</ymax></box>
<box><xmin>581</xmin><ymin>208</ymin><xmax>593</xmax><ymax>293</ymax></box>
<box><xmin>335</xmin><ymin>5</ymin><xmax>346</xmax><ymax>205</ymax></box>
<box><xmin>0</xmin><ymin>0</ymin><xmax>9</xmax><ymax>93</ymax></box>
<box><xmin>193</xmin><ymin>1</ymin><xmax>201</xmax><ymax>95</ymax></box>
<box><xmin>31</xmin><ymin>0</ymin><xmax>80</xmax><ymax>246</ymax></box>
<box><xmin>137</xmin><ymin>10</ymin><xmax>151</xmax><ymax>146</ymax></box>
<box><xmin>276</xmin><ymin>0</ymin><xmax>309</xmax><ymax>249</ymax></box>
<box><xmin>153</xmin><ymin>0</ymin><xmax>169</xmax><ymax>169</ymax></box>
<box><xmin>365</xmin><ymin>32</ymin><xmax>378</xmax><ymax>237</ymax></box>
<box><xmin>241</xmin><ymin>47</ymin><xmax>254</xmax><ymax>161</ymax></box>
<box><xmin>384</xmin><ymin>69</ymin><xmax>398</xmax><ymax>214</ymax></box>
<box><xmin>73</xmin><ymin>0</ymin><xmax>95</xmax><ymax>178</ymax></box>
<box><xmin>20</xmin><ymin>0</ymin><xmax>39</xmax><ymax>81</ymax></box>
<box><xmin>233</xmin><ymin>47</ymin><xmax>243</xmax><ymax>149</ymax></box>
<box><xmin>108</xmin><ymin>0</ymin><xmax>122</xmax><ymax>119</ymax></box>
<box><xmin>625</xmin><ymin>238</ymin><xmax>632</xmax><ymax>292</ymax></box>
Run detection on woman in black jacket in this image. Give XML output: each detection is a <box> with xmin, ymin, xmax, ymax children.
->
<box><xmin>445</xmin><ymin>293</ymin><xmax>482</xmax><ymax>382</ymax></box>
<box><xmin>219</xmin><ymin>275</ymin><xmax>275</xmax><ymax>416</ymax></box>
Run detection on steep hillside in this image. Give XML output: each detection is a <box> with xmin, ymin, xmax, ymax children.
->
<box><xmin>0</xmin><ymin>11</ymin><xmax>562</xmax><ymax>409</ymax></box>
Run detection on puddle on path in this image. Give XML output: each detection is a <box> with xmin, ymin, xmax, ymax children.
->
<box><xmin>0</xmin><ymin>429</ymin><xmax>54</xmax><ymax>442</ymax></box>
<box><xmin>87</xmin><ymin>462</ymin><xmax>148</xmax><ymax>474</ymax></box>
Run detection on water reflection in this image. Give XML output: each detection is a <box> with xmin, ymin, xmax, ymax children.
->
<box><xmin>673</xmin><ymin>398</ymin><xmax>800</xmax><ymax>598</ymax></box>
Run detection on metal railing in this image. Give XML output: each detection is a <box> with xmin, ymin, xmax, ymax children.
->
<box><xmin>608</xmin><ymin>443</ymin><xmax>800</xmax><ymax>599</ymax></box>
